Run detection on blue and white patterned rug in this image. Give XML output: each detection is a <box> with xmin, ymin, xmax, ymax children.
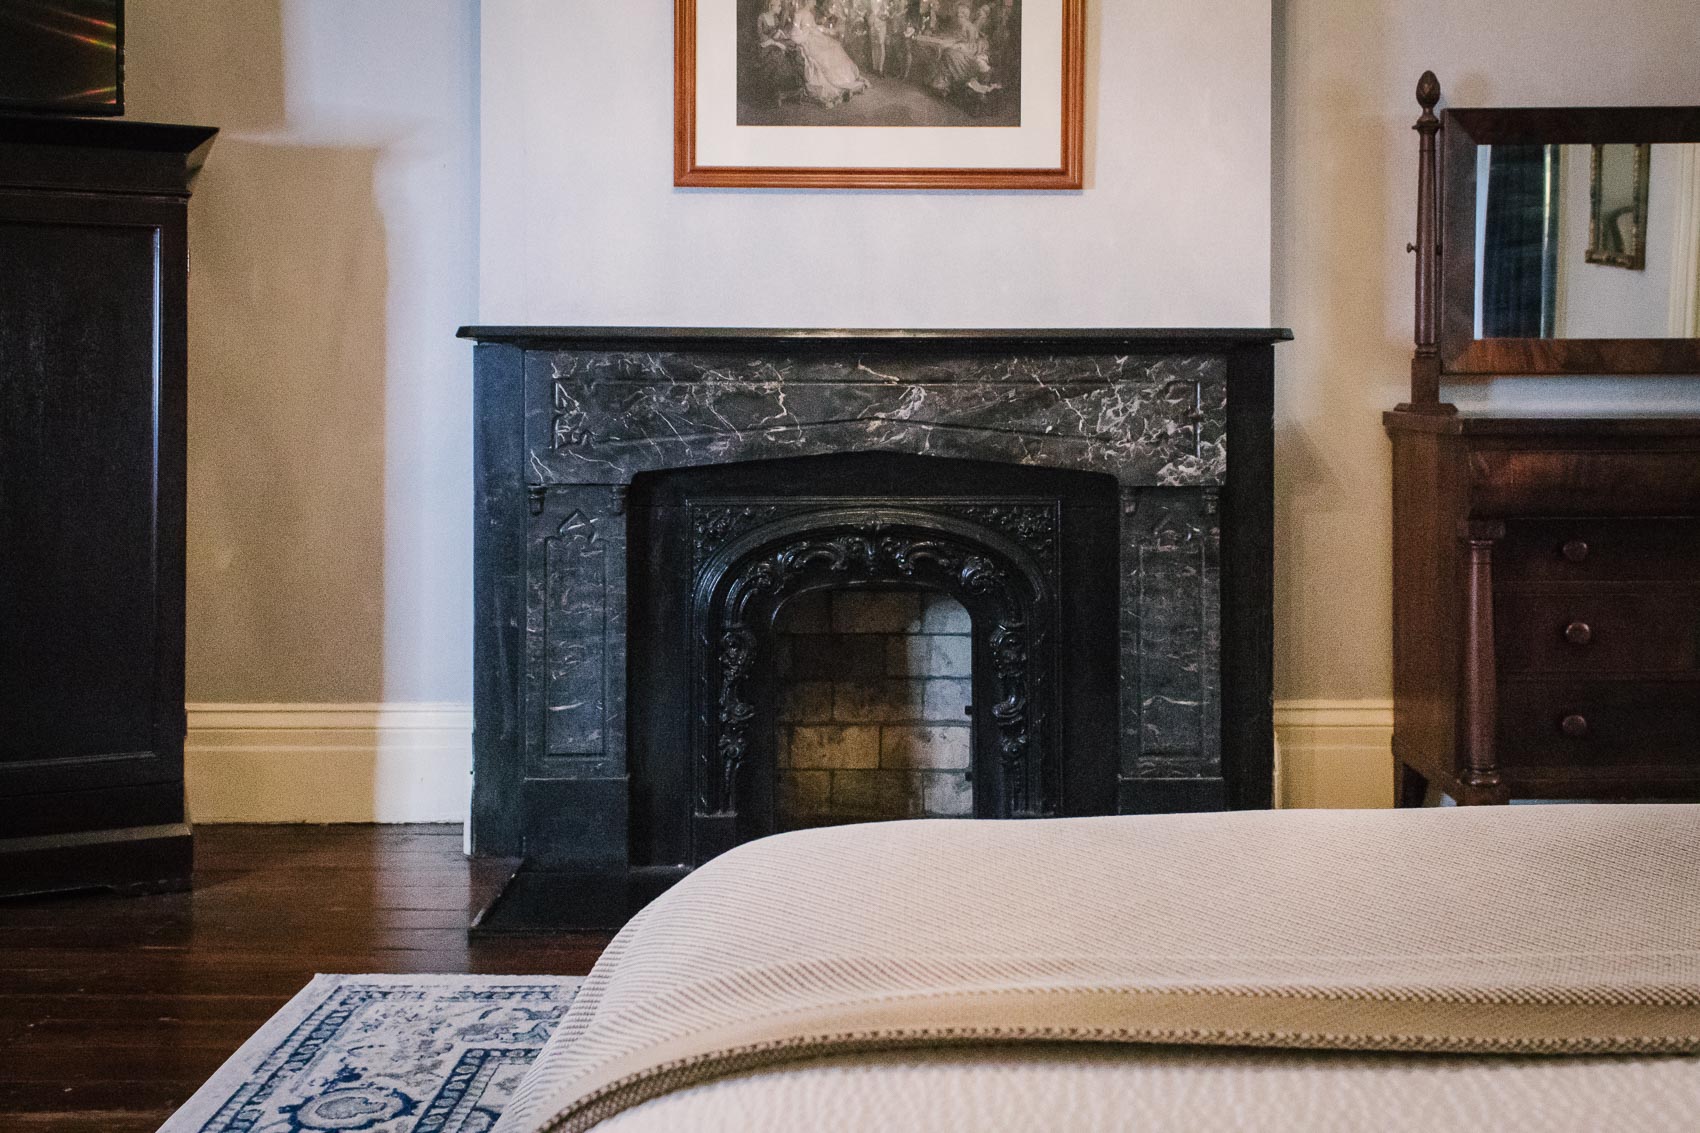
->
<box><xmin>159</xmin><ymin>974</ymin><xmax>581</xmax><ymax>1133</ymax></box>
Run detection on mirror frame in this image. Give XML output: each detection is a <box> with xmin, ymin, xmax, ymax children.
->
<box><xmin>1440</xmin><ymin>106</ymin><xmax>1700</xmax><ymax>375</ymax></box>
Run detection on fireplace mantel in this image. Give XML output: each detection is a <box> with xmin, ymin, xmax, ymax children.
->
<box><xmin>461</xmin><ymin>327</ymin><xmax>1288</xmax><ymax>932</ymax></box>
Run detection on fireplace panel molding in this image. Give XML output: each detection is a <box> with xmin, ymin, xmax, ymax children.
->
<box><xmin>463</xmin><ymin>327</ymin><xmax>1288</xmax><ymax>932</ymax></box>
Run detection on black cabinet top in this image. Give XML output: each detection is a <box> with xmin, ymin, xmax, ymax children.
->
<box><xmin>0</xmin><ymin>115</ymin><xmax>218</xmax><ymax>153</ymax></box>
<box><xmin>0</xmin><ymin>114</ymin><xmax>218</xmax><ymax>196</ymax></box>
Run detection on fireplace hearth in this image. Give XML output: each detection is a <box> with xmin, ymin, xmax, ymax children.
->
<box><xmin>462</xmin><ymin>327</ymin><xmax>1287</xmax><ymax>932</ymax></box>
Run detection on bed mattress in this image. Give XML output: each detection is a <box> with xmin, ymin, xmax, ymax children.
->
<box><xmin>494</xmin><ymin>805</ymin><xmax>1700</xmax><ymax>1132</ymax></box>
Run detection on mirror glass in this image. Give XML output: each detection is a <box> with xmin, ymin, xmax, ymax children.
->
<box><xmin>1473</xmin><ymin>142</ymin><xmax>1700</xmax><ymax>339</ymax></box>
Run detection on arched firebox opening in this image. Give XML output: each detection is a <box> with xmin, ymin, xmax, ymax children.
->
<box><xmin>622</xmin><ymin>451</ymin><xmax>1124</xmax><ymax>876</ymax></box>
<box><xmin>690</xmin><ymin>507</ymin><xmax>1056</xmax><ymax>863</ymax></box>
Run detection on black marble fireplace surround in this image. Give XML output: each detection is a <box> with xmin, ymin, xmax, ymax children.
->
<box><xmin>462</xmin><ymin>328</ymin><xmax>1287</xmax><ymax>931</ymax></box>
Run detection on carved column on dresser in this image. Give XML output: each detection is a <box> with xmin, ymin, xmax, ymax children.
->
<box><xmin>1457</xmin><ymin>520</ymin><xmax>1508</xmax><ymax>805</ymax></box>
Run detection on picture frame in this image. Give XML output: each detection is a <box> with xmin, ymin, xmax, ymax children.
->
<box><xmin>1586</xmin><ymin>142</ymin><xmax>1651</xmax><ymax>270</ymax></box>
<box><xmin>675</xmin><ymin>0</ymin><xmax>1085</xmax><ymax>190</ymax></box>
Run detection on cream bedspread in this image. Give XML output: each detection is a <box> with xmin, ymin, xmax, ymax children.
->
<box><xmin>495</xmin><ymin>806</ymin><xmax>1700</xmax><ymax>1133</ymax></box>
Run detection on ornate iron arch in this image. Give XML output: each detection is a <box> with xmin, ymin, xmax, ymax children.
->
<box><xmin>690</xmin><ymin>507</ymin><xmax>1057</xmax><ymax>862</ymax></box>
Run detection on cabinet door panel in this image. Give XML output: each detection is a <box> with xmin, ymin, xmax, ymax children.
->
<box><xmin>0</xmin><ymin>203</ymin><xmax>179</xmax><ymax>802</ymax></box>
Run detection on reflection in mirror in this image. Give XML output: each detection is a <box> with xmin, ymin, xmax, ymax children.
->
<box><xmin>1588</xmin><ymin>144</ymin><xmax>1650</xmax><ymax>269</ymax></box>
<box><xmin>1474</xmin><ymin>143</ymin><xmax>1700</xmax><ymax>340</ymax></box>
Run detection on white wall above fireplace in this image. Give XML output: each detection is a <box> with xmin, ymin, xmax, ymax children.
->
<box><xmin>477</xmin><ymin>0</ymin><xmax>1274</xmax><ymax>329</ymax></box>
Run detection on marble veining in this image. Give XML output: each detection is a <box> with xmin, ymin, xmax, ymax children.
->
<box><xmin>531</xmin><ymin>351</ymin><xmax>1226</xmax><ymax>489</ymax></box>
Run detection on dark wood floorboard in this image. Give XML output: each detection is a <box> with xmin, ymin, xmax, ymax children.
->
<box><xmin>0</xmin><ymin>824</ymin><xmax>610</xmax><ymax>1133</ymax></box>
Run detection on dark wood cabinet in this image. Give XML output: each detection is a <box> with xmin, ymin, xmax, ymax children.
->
<box><xmin>0</xmin><ymin>116</ymin><xmax>215</xmax><ymax>896</ymax></box>
<box><xmin>1386</xmin><ymin>411</ymin><xmax>1700</xmax><ymax>806</ymax></box>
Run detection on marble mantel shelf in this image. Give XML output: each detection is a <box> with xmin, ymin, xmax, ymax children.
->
<box><xmin>459</xmin><ymin>326</ymin><xmax>1293</xmax><ymax>348</ymax></box>
<box><xmin>461</xmin><ymin>327</ymin><xmax>1292</xmax><ymax>491</ymax></box>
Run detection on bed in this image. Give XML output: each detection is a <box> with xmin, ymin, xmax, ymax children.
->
<box><xmin>493</xmin><ymin>805</ymin><xmax>1700</xmax><ymax>1132</ymax></box>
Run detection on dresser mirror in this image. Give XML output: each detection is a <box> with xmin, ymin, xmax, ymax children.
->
<box><xmin>1438</xmin><ymin>106</ymin><xmax>1700</xmax><ymax>375</ymax></box>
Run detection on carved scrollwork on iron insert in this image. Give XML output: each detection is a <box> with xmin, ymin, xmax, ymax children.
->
<box><xmin>945</xmin><ymin>504</ymin><xmax>1058</xmax><ymax>571</ymax></box>
<box><xmin>694</xmin><ymin>514</ymin><xmax>1052</xmax><ymax>827</ymax></box>
<box><xmin>692</xmin><ymin>504</ymin><xmax>784</xmax><ymax>566</ymax></box>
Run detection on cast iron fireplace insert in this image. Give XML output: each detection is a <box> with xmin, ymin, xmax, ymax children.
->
<box><xmin>461</xmin><ymin>327</ymin><xmax>1288</xmax><ymax>932</ymax></box>
<box><xmin>629</xmin><ymin>452</ymin><xmax>1120</xmax><ymax>867</ymax></box>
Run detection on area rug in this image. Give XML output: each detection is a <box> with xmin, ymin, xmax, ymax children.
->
<box><xmin>158</xmin><ymin>974</ymin><xmax>581</xmax><ymax>1133</ymax></box>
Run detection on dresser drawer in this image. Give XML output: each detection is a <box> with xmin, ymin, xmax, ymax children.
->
<box><xmin>1470</xmin><ymin>451</ymin><xmax>1700</xmax><ymax>515</ymax></box>
<box><xmin>1496</xmin><ymin>517</ymin><xmax>1700</xmax><ymax>582</ymax></box>
<box><xmin>1498</xmin><ymin>679</ymin><xmax>1700</xmax><ymax>767</ymax></box>
<box><xmin>1496</xmin><ymin>587</ymin><xmax>1700</xmax><ymax>674</ymax></box>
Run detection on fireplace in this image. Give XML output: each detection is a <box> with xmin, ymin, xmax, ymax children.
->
<box><xmin>462</xmin><ymin>328</ymin><xmax>1285</xmax><ymax>931</ymax></box>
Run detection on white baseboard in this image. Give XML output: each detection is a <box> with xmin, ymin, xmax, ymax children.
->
<box><xmin>185</xmin><ymin>698</ymin><xmax>1397</xmax><ymax>823</ymax></box>
<box><xmin>185</xmin><ymin>703</ymin><xmax>472</xmax><ymax>824</ymax></box>
<box><xmin>1273</xmin><ymin>699</ymin><xmax>1395</xmax><ymax>810</ymax></box>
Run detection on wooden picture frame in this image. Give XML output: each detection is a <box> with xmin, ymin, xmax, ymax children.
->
<box><xmin>1585</xmin><ymin>142</ymin><xmax>1651</xmax><ymax>270</ymax></box>
<box><xmin>675</xmin><ymin>0</ymin><xmax>1085</xmax><ymax>190</ymax></box>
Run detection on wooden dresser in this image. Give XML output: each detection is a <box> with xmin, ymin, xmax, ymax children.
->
<box><xmin>1386</xmin><ymin>411</ymin><xmax>1700</xmax><ymax>806</ymax></box>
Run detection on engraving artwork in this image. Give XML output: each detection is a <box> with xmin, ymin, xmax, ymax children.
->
<box><xmin>737</xmin><ymin>0</ymin><xmax>1022</xmax><ymax>126</ymax></box>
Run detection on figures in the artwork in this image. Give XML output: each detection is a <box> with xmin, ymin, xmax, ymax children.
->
<box><xmin>791</xmin><ymin>0</ymin><xmax>872</xmax><ymax>106</ymax></box>
<box><xmin>989</xmin><ymin>0</ymin><xmax>1019</xmax><ymax>84</ymax></box>
<box><xmin>737</xmin><ymin>0</ymin><xmax>1020</xmax><ymax>126</ymax></box>
<box><xmin>865</xmin><ymin>0</ymin><xmax>889</xmax><ymax>75</ymax></box>
<box><xmin>923</xmin><ymin>2</ymin><xmax>994</xmax><ymax>97</ymax></box>
<box><xmin>751</xmin><ymin>0</ymin><xmax>804</xmax><ymax>104</ymax></box>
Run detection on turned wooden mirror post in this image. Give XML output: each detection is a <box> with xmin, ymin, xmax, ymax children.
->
<box><xmin>1400</xmin><ymin>71</ymin><xmax>1456</xmax><ymax>415</ymax></box>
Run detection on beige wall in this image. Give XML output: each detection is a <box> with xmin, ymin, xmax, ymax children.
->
<box><xmin>124</xmin><ymin>1</ymin><xmax>478</xmax><ymax>705</ymax></box>
<box><xmin>118</xmin><ymin>1</ymin><xmax>1700</xmax><ymax>816</ymax></box>
<box><xmin>1271</xmin><ymin>0</ymin><xmax>1700</xmax><ymax>706</ymax></box>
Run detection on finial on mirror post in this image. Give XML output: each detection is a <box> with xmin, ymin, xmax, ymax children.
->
<box><xmin>1416</xmin><ymin>71</ymin><xmax>1441</xmax><ymax>117</ymax></box>
<box><xmin>1399</xmin><ymin>71</ymin><xmax>1457</xmax><ymax>415</ymax></box>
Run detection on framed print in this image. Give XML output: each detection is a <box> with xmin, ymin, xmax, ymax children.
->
<box><xmin>675</xmin><ymin>0</ymin><xmax>1085</xmax><ymax>189</ymax></box>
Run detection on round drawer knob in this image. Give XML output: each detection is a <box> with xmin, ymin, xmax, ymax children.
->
<box><xmin>1561</xmin><ymin>540</ymin><xmax>1590</xmax><ymax>563</ymax></box>
<box><xmin>1560</xmin><ymin>714</ymin><xmax>1590</xmax><ymax>738</ymax></box>
<box><xmin>1564</xmin><ymin>621</ymin><xmax>1593</xmax><ymax>646</ymax></box>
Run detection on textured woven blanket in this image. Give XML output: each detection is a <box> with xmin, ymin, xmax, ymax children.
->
<box><xmin>495</xmin><ymin>806</ymin><xmax>1700</xmax><ymax>1133</ymax></box>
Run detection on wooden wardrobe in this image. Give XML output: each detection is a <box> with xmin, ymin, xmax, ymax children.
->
<box><xmin>0</xmin><ymin>117</ymin><xmax>216</xmax><ymax>896</ymax></box>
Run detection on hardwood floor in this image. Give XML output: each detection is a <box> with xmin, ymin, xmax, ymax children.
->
<box><xmin>0</xmin><ymin>824</ymin><xmax>611</xmax><ymax>1133</ymax></box>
